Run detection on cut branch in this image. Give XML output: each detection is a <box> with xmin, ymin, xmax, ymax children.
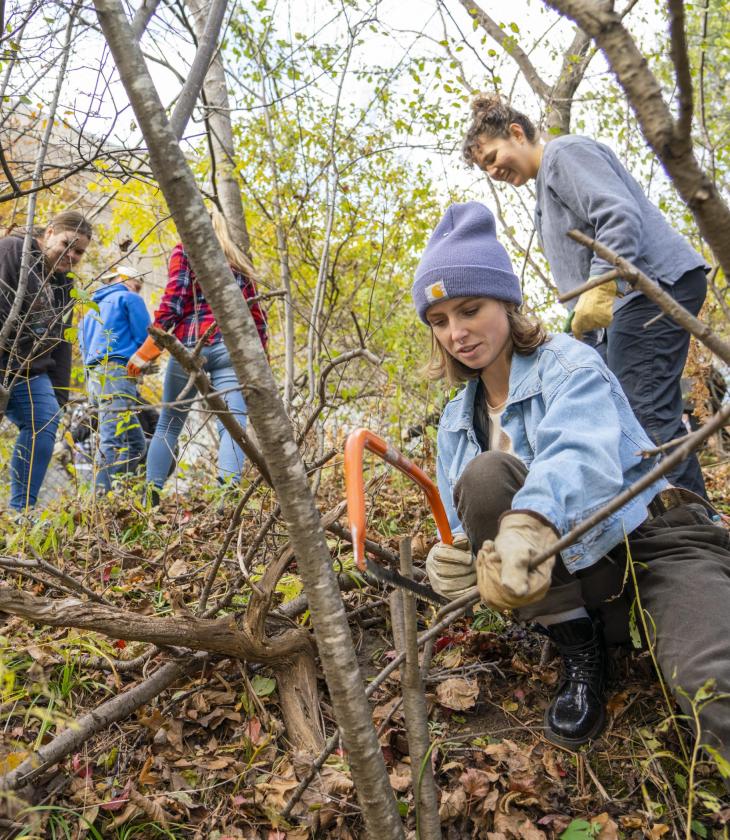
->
<box><xmin>1</xmin><ymin>652</ymin><xmax>207</xmax><ymax>790</ymax></box>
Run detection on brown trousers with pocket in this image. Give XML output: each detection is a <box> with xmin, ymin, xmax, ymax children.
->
<box><xmin>454</xmin><ymin>450</ymin><xmax>730</xmax><ymax>768</ymax></box>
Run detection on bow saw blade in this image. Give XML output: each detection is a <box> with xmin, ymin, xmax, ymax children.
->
<box><xmin>365</xmin><ymin>558</ymin><xmax>447</xmax><ymax>607</ymax></box>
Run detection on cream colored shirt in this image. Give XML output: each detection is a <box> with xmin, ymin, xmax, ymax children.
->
<box><xmin>487</xmin><ymin>406</ymin><xmax>515</xmax><ymax>455</ymax></box>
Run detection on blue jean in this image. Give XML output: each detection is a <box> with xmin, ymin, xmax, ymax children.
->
<box><xmin>145</xmin><ymin>341</ymin><xmax>247</xmax><ymax>489</ymax></box>
<box><xmin>87</xmin><ymin>363</ymin><xmax>147</xmax><ymax>492</ymax></box>
<box><xmin>5</xmin><ymin>373</ymin><xmax>62</xmax><ymax>510</ymax></box>
<box><xmin>599</xmin><ymin>267</ymin><xmax>708</xmax><ymax>497</ymax></box>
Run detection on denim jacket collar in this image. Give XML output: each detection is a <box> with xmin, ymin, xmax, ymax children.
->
<box><xmin>441</xmin><ymin>348</ymin><xmax>543</xmax><ymax>433</ymax></box>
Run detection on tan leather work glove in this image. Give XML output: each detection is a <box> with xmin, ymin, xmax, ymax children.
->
<box><xmin>425</xmin><ymin>534</ymin><xmax>474</xmax><ymax>600</ymax></box>
<box><xmin>476</xmin><ymin>511</ymin><xmax>556</xmax><ymax>609</ymax></box>
<box><xmin>571</xmin><ymin>281</ymin><xmax>617</xmax><ymax>340</ymax></box>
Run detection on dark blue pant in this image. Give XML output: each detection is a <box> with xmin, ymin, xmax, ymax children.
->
<box><xmin>598</xmin><ymin>268</ymin><xmax>708</xmax><ymax>498</ymax></box>
<box><xmin>5</xmin><ymin>373</ymin><xmax>62</xmax><ymax>510</ymax></box>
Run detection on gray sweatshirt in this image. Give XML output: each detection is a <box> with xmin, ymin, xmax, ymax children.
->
<box><xmin>534</xmin><ymin>134</ymin><xmax>705</xmax><ymax>310</ymax></box>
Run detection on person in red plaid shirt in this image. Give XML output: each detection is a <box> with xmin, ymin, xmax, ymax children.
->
<box><xmin>127</xmin><ymin>209</ymin><xmax>267</xmax><ymax>499</ymax></box>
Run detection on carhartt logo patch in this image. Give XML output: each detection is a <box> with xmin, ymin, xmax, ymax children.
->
<box><xmin>425</xmin><ymin>280</ymin><xmax>447</xmax><ymax>302</ymax></box>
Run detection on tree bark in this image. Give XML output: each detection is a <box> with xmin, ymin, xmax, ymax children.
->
<box><xmin>0</xmin><ymin>588</ymin><xmax>313</xmax><ymax>663</ymax></box>
<box><xmin>544</xmin><ymin>0</ymin><xmax>730</xmax><ymax>278</ymax></box>
<box><xmin>91</xmin><ymin>3</ymin><xmax>404</xmax><ymax>835</ymax></box>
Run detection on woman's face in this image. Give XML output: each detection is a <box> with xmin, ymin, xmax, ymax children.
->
<box><xmin>471</xmin><ymin>124</ymin><xmax>540</xmax><ymax>186</ymax></box>
<box><xmin>426</xmin><ymin>296</ymin><xmax>511</xmax><ymax>372</ymax></box>
<box><xmin>40</xmin><ymin>226</ymin><xmax>90</xmax><ymax>273</ymax></box>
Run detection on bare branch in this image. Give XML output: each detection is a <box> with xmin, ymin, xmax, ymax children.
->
<box><xmin>457</xmin><ymin>0</ymin><xmax>551</xmax><ymax>100</ymax></box>
<box><xmin>0</xmin><ymin>587</ymin><xmax>313</xmax><ymax>662</ymax></box>
<box><xmin>0</xmin><ymin>3</ymin><xmax>79</xmax><ymax>413</ymax></box>
<box><xmin>148</xmin><ymin>326</ymin><xmax>274</xmax><ymax>485</ymax></box>
<box><xmin>667</xmin><ymin>0</ymin><xmax>694</xmax><ymax>141</ymax></box>
<box><xmin>131</xmin><ymin>0</ymin><xmax>162</xmax><ymax>39</ymax></box>
<box><xmin>1</xmin><ymin>653</ymin><xmax>207</xmax><ymax>790</ymax></box>
<box><xmin>169</xmin><ymin>0</ymin><xmax>228</xmax><ymax>140</ymax></box>
<box><xmin>566</xmin><ymin>228</ymin><xmax>730</xmax><ymax>365</ymax></box>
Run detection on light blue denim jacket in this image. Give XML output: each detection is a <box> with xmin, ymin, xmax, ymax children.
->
<box><xmin>436</xmin><ymin>333</ymin><xmax>668</xmax><ymax>572</ymax></box>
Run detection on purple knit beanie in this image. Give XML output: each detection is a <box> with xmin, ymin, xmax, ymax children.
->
<box><xmin>411</xmin><ymin>202</ymin><xmax>522</xmax><ymax>323</ymax></box>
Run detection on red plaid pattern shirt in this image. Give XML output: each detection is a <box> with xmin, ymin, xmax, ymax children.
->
<box><xmin>153</xmin><ymin>244</ymin><xmax>268</xmax><ymax>349</ymax></box>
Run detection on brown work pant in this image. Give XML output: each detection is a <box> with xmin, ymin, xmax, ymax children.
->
<box><xmin>454</xmin><ymin>451</ymin><xmax>730</xmax><ymax>767</ymax></box>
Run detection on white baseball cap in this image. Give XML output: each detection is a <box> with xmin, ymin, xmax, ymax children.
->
<box><xmin>100</xmin><ymin>265</ymin><xmax>146</xmax><ymax>282</ymax></box>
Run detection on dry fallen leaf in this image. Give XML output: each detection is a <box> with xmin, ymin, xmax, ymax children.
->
<box><xmin>436</xmin><ymin>676</ymin><xmax>479</xmax><ymax>711</ymax></box>
<box><xmin>618</xmin><ymin>814</ymin><xmax>644</xmax><ymax>830</ymax></box>
<box><xmin>646</xmin><ymin>824</ymin><xmax>670</xmax><ymax>840</ymax></box>
<box><xmin>493</xmin><ymin>808</ymin><xmax>547</xmax><ymax>839</ymax></box>
<box><xmin>591</xmin><ymin>812</ymin><xmax>620</xmax><ymax>840</ymax></box>
<box><xmin>388</xmin><ymin>766</ymin><xmax>411</xmax><ymax>793</ymax></box>
<box><xmin>460</xmin><ymin>767</ymin><xmax>495</xmax><ymax>800</ymax></box>
<box><xmin>439</xmin><ymin>786</ymin><xmax>468</xmax><ymax>821</ymax></box>
<box><xmin>441</xmin><ymin>646</ymin><xmax>463</xmax><ymax>669</ymax></box>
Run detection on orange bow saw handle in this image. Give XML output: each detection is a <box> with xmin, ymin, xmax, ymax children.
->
<box><xmin>344</xmin><ymin>427</ymin><xmax>453</xmax><ymax>572</ymax></box>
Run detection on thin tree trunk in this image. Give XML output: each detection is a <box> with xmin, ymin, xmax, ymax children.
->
<box><xmin>92</xmin><ymin>3</ymin><xmax>404</xmax><ymax>834</ymax></box>
<box><xmin>170</xmin><ymin>0</ymin><xmax>227</xmax><ymax>141</ymax></box>
<box><xmin>260</xmin><ymin>77</ymin><xmax>296</xmax><ymax>407</ymax></box>
<box><xmin>185</xmin><ymin>0</ymin><xmax>253</xmax><ymax>261</ymax></box>
<box><xmin>397</xmin><ymin>539</ymin><xmax>441</xmax><ymax>839</ymax></box>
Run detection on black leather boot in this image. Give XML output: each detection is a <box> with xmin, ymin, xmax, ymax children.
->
<box><xmin>542</xmin><ymin>617</ymin><xmax>606</xmax><ymax>748</ymax></box>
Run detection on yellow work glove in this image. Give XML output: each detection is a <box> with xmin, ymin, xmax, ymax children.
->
<box><xmin>571</xmin><ymin>281</ymin><xmax>617</xmax><ymax>340</ymax></box>
<box><xmin>425</xmin><ymin>534</ymin><xmax>474</xmax><ymax>600</ymax></box>
<box><xmin>127</xmin><ymin>335</ymin><xmax>163</xmax><ymax>377</ymax></box>
<box><xmin>476</xmin><ymin>511</ymin><xmax>556</xmax><ymax>610</ymax></box>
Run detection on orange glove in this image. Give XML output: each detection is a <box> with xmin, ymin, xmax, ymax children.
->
<box><xmin>127</xmin><ymin>335</ymin><xmax>162</xmax><ymax>377</ymax></box>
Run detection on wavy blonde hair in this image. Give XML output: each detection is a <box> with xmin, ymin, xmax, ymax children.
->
<box><xmin>424</xmin><ymin>303</ymin><xmax>548</xmax><ymax>385</ymax></box>
<box><xmin>210</xmin><ymin>207</ymin><xmax>256</xmax><ymax>280</ymax></box>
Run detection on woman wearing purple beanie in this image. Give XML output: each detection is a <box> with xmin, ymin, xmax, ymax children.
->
<box><xmin>414</xmin><ymin>201</ymin><xmax>730</xmax><ymax>764</ymax></box>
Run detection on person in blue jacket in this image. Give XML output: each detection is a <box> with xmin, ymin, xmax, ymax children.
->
<box><xmin>461</xmin><ymin>94</ymin><xmax>708</xmax><ymax>498</ymax></box>
<box><xmin>80</xmin><ymin>265</ymin><xmax>151</xmax><ymax>491</ymax></box>
<box><xmin>414</xmin><ymin>201</ymin><xmax>730</xmax><ymax>764</ymax></box>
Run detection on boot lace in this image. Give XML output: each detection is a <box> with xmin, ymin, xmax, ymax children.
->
<box><xmin>559</xmin><ymin>636</ymin><xmax>604</xmax><ymax>688</ymax></box>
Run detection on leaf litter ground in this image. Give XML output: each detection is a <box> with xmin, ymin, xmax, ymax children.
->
<box><xmin>0</xmin><ymin>457</ymin><xmax>728</xmax><ymax>839</ymax></box>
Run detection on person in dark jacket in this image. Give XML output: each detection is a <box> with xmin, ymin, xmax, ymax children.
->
<box><xmin>80</xmin><ymin>265</ymin><xmax>151</xmax><ymax>491</ymax></box>
<box><xmin>461</xmin><ymin>94</ymin><xmax>708</xmax><ymax>498</ymax></box>
<box><xmin>0</xmin><ymin>210</ymin><xmax>92</xmax><ymax>513</ymax></box>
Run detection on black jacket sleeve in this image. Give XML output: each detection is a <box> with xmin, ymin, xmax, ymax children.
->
<box><xmin>0</xmin><ymin>236</ymin><xmax>23</xmax><ymax>339</ymax></box>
